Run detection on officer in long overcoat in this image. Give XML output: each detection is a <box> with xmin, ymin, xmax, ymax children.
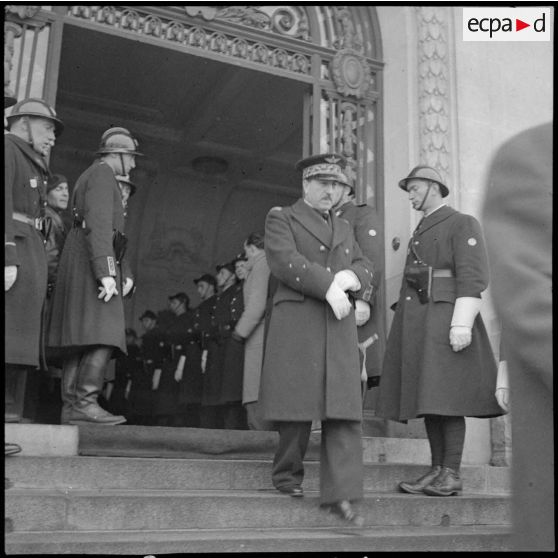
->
<box><xmin>377</xmin><ymin>165</ymin><xmax>504</xmax><ymax>497</ymax></box>
<box><xmin>47</xmin><ymin>127</ymin><xmax>140</xmax><ymax>425</ymax></box>
<box><xmin>335</xmin><ymin>188</ymin><xmax>385</xmax><ymax>393</ymax></box>
<box><xmin>5</xmin><ymin>98</ymin><xmax>63</xmax><ymax>422</ymax></box>
<box><xmin>260</xmin><ymin>153</ymin><xmax>374</xmax><ymax>525</ymax></box>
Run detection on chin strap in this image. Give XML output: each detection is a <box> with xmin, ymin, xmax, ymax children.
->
<box><xmin>416</xmin><ymin>183</ymin><xmax>432</xmax><ymax>211</ymax></box>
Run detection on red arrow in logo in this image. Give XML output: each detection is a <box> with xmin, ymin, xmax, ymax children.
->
<box><xmin>516</xmin><ymin>19</ymin><xmax>530</xmax><ymax>31</ymax></box>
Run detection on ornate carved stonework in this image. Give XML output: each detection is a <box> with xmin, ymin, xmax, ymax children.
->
<box><xmin>331</xmin><ymin>50</ymin><xmax>373</xmax><ymax>99</ymax></box>
<box><xmin>4</xmin><ymin>20</ymin><xmax>22</xmax><ymax>98</ymax></box>
<box><xmin>5</xmin><ymin>5</ymin><xmax>41</xmax><ymax>19</ymax></box>
<box><xmin>68</xmin><ymin>6</ymin><xmax>312</xmax><ymax>76</ymax></box>
<box><xmin>330</xmin><ymin>7</ymin><xmax>373</xmax><ymax>100</ymax></box>
<box><xmin>416</xmin><ymin>7</ymin><xmax>451</xmax><ymax>184</ymax></box>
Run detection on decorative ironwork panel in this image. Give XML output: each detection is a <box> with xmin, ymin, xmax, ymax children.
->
<box><xmin>67</xmin><ymin>6</ymin><xmax>312</xmax><ymax>77</ymax></box>
<box><xmin>319</xmin><ymin>90</ymin><xmax>376</xmax><ymax>206</ymax></box>
<box><xmin>5</xmin><ymin>21</ymin><xmax>50</xmax><ymax>100</ymax></box>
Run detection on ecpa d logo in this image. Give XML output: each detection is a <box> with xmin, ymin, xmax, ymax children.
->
<box><xmin>463</xmin><ymin>7</ymin><xmax>551</xmax><ymax>41</ymax></box>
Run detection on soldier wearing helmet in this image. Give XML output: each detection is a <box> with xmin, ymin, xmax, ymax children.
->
<box><xmin>377</xmin><ymin>165</ymin><xmax>504</xmax><ymax>498</ymax></box>
<box><xmin>47</xmin><ymin>127</ymin><xmax>142</xmax><ymax>426</ymax></box>
<box><xmin>5</xmin><ymin>97</ymin><xmax>64</xmax><ymax>423</ymax></box>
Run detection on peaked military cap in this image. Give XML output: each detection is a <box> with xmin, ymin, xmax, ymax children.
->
<box><xmin>216</xmin><ymin>261</ymin><xmax>236</xmax><ymax>275</ymax></box>
<box><xmin>194</xmin><ymin>273</ymin><xmax>217</xmax><ymax>288</ymax></box>
<box><xmin>139</xmin><ymin>310</ymin><xmax>157</xmax><ymax>321</ymax></box>
<box><xmin>398</xmin><ymin>165</ymin><xmax>449</xmax><ymax>198</ymax></box>
<box><xmin>168</xmin><ymin>292</ymin><xmax>189</xmax><ymax>305</ymax></box>
<box><xmin>295</xmin><ymin>153</ymin><xmax>352</xmax><ymax>191</ymax></box>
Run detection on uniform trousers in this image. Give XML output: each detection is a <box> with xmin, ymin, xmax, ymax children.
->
<box><xmin>272</xmin><ymin>419</ymin><xmax>364</xmax><ymax>505</ymax></box>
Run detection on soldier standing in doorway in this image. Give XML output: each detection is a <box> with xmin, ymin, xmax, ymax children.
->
<box><xmin>334</xmin><ymin>175</ymin><xmax>384</xmax><ymax>400</ymax></box>
<box><xmin>5</xmin><ymin>98</ymin><xmax>63</xmax><ymax>423</ymax></box>
<box><xmin>47</xmin><ymin>127</ymin><xmax>139</xmax><ymax>425</ymax></box>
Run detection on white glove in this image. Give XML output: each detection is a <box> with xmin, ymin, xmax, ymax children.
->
<box><xmin>449</xmin><ymin>297</ymin><xmax>482</xmax><ymax>352</ymax></box>
<box><xmin>334</xmin><ymin>269</ymin><xmax>360</xmax><ymax>292</ymax></box>
<box><xmin>122</xmin><ymin>277</ymin><xmax>134</xmax><ymax>297</ymax></box>
<box><xmin>355</xmin><ymin>299</ymin><xmax>370</xmax><ymax>326</ymax></box>
<box><xmin>98</xmin><ymin>276</ymin><xmax>118</xmax><ymax>302</ymax></box>
<box><xmin>495</xmin><ymin>360</ymin><xmax>510</xmax><ymax>412</ymax></box>
<box><xmin>5</xmin><ymin>265</ymin><xmax>17</xmax><ymax>291</ymax></box>
<box><xmin>325</xmin><ymin>280</ymin><xmax>352</xmax><ymax>320</ymax></box>
<box><xmin>152</xmin><ymin>368</ymin><xmax>162</xmax><ymax>390</ymax></box>
<box><xmin>174</xmin><ymin>355</ymin><xmax>186</xmax><ymax>382</ymax></box>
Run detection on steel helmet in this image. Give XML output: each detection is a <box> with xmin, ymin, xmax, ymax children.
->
<box><xmin>6</xmin><ymin>97</ymin><xmax>64</xmax><ymax>136</ymax></box>
<box><xmin>96</xmin><ymin>127</ymin><xmax>143</xmax><ymax>156</ymax></box>
<box><xmin>398</xmin><ymin>165</ymin><xmax>449</xmax><ymax>198</ymax></box>
<box><xmin>115</xmin><ymin>174</ymin><xmax>137</xmax><ymax>196</ymax></box>
<box><xmin>4</xmin><ymin>95</ymin><xmax>17</xmax><ymax>109</ymax></box>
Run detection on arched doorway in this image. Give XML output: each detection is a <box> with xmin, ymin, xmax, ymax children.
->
<box><xmin>6</xmin><ymin>5</ymin><xmax>385</xmax><ymax>413</ymax></box>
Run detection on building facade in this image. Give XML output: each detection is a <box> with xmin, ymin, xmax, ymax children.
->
<box><xmin>5</xmin><ymin>5</ymin><xmax>553</xmax><ymax>460</ymax></box>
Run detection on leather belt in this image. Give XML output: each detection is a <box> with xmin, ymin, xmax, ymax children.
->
<box><xmin>432</xmin><ymin>269</ymin><xmax>454</xmax><ymax>278</ymax></box>
<box><xmin>13</xmin><ymin>212</ymin><xmax>43</xmax><ymax>230</ymax></box>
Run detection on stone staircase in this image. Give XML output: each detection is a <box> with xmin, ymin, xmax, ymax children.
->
<box><xmin>4</xmin><ymin>424</ymin><xmax>512</xmax><ymax>553</ymax></box>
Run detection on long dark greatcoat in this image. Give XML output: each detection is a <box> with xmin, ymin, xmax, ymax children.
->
<box><xmin>5</xmin><ymin>134</ymin><xmax>49</xmax><ymax>367</ymax></box>
<box><xmin>376</xmin><ymin>205</ymin><xmax>503</xmax><ymax>422</ymax></box>
<box><xmin>47</xmin><ymin>161</ymin><xmax>133</xmax><ymax>355</ymax></box>
<box><xmin>164</xmin><ymin>311</ymin><xmax>203</xmax><ymax>407</ymax></box>
<box><xmin>260</xmin><ymin>199</ymin><xmax>374</xmax><ymax>422</ymax></box>
<box><xmin>335</xmin><ymin>201</ymin><xmax>385</xmax><ymax>379</ymax></box>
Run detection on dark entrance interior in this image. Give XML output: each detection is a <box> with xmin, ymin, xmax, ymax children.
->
<box><xmin>51</xmin><ymin>24</ymin><xmax>307</xmax><ymax>319</ymax></box>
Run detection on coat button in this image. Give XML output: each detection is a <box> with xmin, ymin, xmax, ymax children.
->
<box><xmin>414</xmin><ymin>240</ymin><xmax>419</xmax><ymax>245</ymax></box>
<box><xmin>319</xmin><ymin>246</ymin><xmax>326</xmax><ymax>252</ymax></box>
<box><xmin>289</xmin><ymin>263</ymin><xmax>293</xmax><ymax>268</ymax></box>
<box><xmin>406</xmin><ymin>296</ymin><xmax>411</xmax><ymax>301</ymax></box>
<box><xmin>295</xmin><ymin>277</ymin><xmax>300</xmax><ymax>282</ymax></box>
<box><xmin>326</xmin><ymin>267</ymin><xmax>331</xmax><ymax>272</ymax></box>
<box><xmin>345</xmin><ymin>248</ymin><xmax>349</xmax><ymax>254</ymax></box>
<box><xmin>368</xmin><ymin>229</ymin><xmax>377</xmax><ymax>237</ymax></box>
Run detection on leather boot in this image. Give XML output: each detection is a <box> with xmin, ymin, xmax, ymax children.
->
<box><xmin>398</xmin><ymin>465</ymin><xmax>442</xmax><ymax>494</ymax></box>
<box><xmin>60</xmin><ymin>355</ymin><xmax>80</xmax><ymax>424</ymax></box>
<box><xmin>5</xmin><ymin>366</ymin><xmax>28</xmax><ymax>423</ymax></box>
<box><xmin>67</xmin><ymin>347</ymin><xmax>126</xmax><ymax>425</ymax></box>
<box><xmin>423</xmin><ymin>466</ymin><xmax>463</xmax><ymax>496</ymax></box>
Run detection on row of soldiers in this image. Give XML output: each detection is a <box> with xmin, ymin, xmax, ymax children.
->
<box><xmin>104</xmin><ymin>262</ymin><xmax>250</xmax><ymax>429</ymax></box>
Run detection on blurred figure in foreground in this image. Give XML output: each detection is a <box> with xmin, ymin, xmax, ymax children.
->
<box><xmin>482</xmin><ymin>122</ymin><xmax>553</xmax><ymax>551</ymax></box>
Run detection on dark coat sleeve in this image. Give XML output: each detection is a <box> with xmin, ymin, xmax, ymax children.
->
<box><xmin>4</xmin><ymin>140</ymin><xmax>19</xmax><ymax>267</ymax></box>
<box><xmin>83</xmin><ymin>165</ymin><xmax>118</xmax><ymax>279</ymax></box>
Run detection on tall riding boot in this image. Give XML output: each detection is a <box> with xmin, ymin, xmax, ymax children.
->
<box><xmin>67</xmin><ymin>346</ymin><xmax>126</xmax><ymax>425</ymax></box>
<box><xmin>5</xmin><ymin>366</ymin><xmax>28</xmax><ymax>423</ymax></box>
<box><xmin>60</xmin><ymin>354</ymin><xmax>80</xmax><ymax>424</ymax></box>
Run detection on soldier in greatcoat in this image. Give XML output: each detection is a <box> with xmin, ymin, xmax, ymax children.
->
<box><xmin>334</xmin><ymin>186</ymin><xmax>385</xmax><ymax>397</ymax></box>
<box><xmin>376</xmin><ymin>165</ymin><xmax>504</xmax><ymax>497</ymax></box>
<box><xmin>201</xmin><ymin>261</ymin><xmax>246</xmax><ymax>429</ymax></box>
<box><xmin>260</xmin><ymin>153</ymin><xmax>375</xmax><ymax>525</ymax></box>
<box><xmin>5</xmin><ymin>98</ymin><xmax>63</xmax><ymax>422</ymax></box>
<box><xmin>162</xmin><ymin>292</ymin><xmax>203</xmax><ymax>427</ymax></box>
<box><xmin>47</xmin><ymin>127</ymin><xmax>140</xmax><ymax>425</ymax></box>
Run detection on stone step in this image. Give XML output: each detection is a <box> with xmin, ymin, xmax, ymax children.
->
<box><xmin>5</xmin><ymin>488</ymin><xmax>511</xmax><ymax>532</ymax></box>
<box><xmin>3</xmin><ymin>423</ymin><xmax>436</xmax><ymax>464</ymax></box>
<box><xmin>4</xmin><ymin>456</ymin><xmax>510</xmax><ymax>494</ymax></box>
<box><xmin>5</xmin><ymin>525</ymin><xmax>513</xmax><ymax>554</ymax></box>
